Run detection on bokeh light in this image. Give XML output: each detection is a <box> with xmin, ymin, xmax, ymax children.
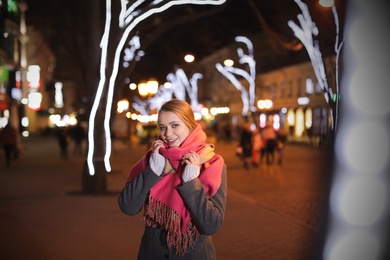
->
<box><xmin>337</xmin><ymin>121</ymin><xmax>389</xmax><ymax>174</ymax></box>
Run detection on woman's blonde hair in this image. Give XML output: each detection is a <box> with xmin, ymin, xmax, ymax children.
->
<box><xmin>158</xmin><ymin>99</ymin><xmax>197</xmax><ymax>131</ymax></box>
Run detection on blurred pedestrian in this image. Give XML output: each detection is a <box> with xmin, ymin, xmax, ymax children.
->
<box><xmin>251</xmin><ymin>128</ymin><xmax>263</xmax><ymax>167</ymax></box>
<box><xmin>70</xmin><ymin>123</ymin><xmax>86</xmax><ymax>155</ymax></box>
<box><xmin>238</xmin><ymin>122</ymin><xmax>253</xmax><ymax>169</ymax></box>
<box><xmin>276</xmin><ymin>129</ymin><xmax>288</xmax><ymax>164</ymax></box>
<box><xmin>0</xmin><ymin>124</ymin><xmax>18</xmax><ymax>166</ymax></box>
<box><xmin>57</xmin><ymin>127</ymin><xmax>69</xmax><ymax>160</ymax></box>
<box><xmin>118</xmin><ymin>99</ymin><xmax>227</xmax><ymax>259</ymax></box>
<box><xmin>261</xmin><ymin>122</ymin><xmax>276</xmax><ymax>164</ymax></box>
<box><xmin>223</xmin><ymin>123</ymin><xmax>232</xmax><ymax>143</ymax></box>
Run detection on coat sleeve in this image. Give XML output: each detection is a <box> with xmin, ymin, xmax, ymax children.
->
<box><xmin>177</xmin><ymin>164</ymin><xmax>227</xmax><ymax>235</ymax></box>
<box><xmin>118</xmin><ymin>166</ymin><xmax>161</xmax><ymax>216</ymax></box>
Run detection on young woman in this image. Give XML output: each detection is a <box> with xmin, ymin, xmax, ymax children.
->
<box><xmin>118</xmin><ymin>99</ymin><xmax>227</xmax><ymax>259</ymax></box>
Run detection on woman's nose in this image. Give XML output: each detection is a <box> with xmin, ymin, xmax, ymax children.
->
<box><xmin>161</xmin><ymin>128</ymin><xmax>169</xmax><ymax>137</ymax></box>
<box><xmin>164</xmin><ymin>127</ymin><xmax>173</xmax><ymax>136</ymax></box>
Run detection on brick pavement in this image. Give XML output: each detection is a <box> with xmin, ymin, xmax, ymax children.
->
<box><xmin>0</xmin><ymin>135</ymin><xmax>330</xmax><ymax>259</ymax></box>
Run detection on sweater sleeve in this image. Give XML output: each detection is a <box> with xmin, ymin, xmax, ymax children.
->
<box><xmin>118</xmin><ymin>166</ymin><xmax>162</xmax><ymax>216</ymax></box>
<box><xmin>177</xmin><ymin>164</ymin><xmax>227</xmax><ymax>235</ymax></box>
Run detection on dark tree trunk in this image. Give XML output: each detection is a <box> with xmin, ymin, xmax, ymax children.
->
<box><xmin>81</xmin><ymin>0</ymin><xmax>108</xmax><ymax>194</ymax></box>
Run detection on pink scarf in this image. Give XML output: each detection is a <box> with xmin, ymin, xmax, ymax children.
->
<box><xmin>126</xmin><ymin>124</ymin><xmax>224</xmax><ymax>255</ymax></box>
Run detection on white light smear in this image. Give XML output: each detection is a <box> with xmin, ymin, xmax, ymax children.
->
<box><xmin>216</xmin><ymin>36</ymin><xmax>256</xmax><ymax>116</ymax></box>
<box><xmin>87</xmin><ymin>0</ymin><xmax>112</xmax><ymax>175</ymax></box>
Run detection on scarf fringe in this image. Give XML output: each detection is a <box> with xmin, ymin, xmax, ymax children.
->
<box><xmin>144</xmin><ymin>196</ymin><xmax>200</xmax><ymax>256</ymax></box>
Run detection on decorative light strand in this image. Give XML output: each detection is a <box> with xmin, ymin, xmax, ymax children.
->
<box><xmin>87</xmin><ymin>0</ymin><xmax>226</xmax><ymax>175</ymax></box>
<box><xmin>288</xmin><ymin>0</ymin><xmax>343</xmax><ymax>130</ymax></box>
<box><xmin>215</xmin><ymin>36</ymin><xmax>256</xmax><ymax>116</ymax></box>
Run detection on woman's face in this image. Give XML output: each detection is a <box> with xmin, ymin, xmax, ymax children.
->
<box><xmin>158</xmin><ymin>111</ymin><xmax>191</xmax><ymax>147</ymax></box>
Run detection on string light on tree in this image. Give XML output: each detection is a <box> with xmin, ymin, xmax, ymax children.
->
<box><xmin>86</xmin><ymin>0</ymin><xmax>227</xmax><ymax>175</ymax></box>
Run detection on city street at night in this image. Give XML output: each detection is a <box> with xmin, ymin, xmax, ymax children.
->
<box><xmin>2</xmin><ymin>0</ymin><xmax>390</xmax><ymax>259</ymax></box>
<box><xmin>0</xmin><ymin>135</ymin><xmax>331</xmax><ymax>259</ymax></box>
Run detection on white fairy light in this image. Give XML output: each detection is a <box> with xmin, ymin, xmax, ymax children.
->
<box><xmin>87</xmin><ymin>0</ymin><xmax>112</xmax><ymax>175</ymax></box>
<box><xmin>216</xmin><ymin>36</ymin><xmax>256</xmax><ymax>116</ymax></box>
<box><xmin>288</xmin><ymin>0</ymin><xmax>344</xmax><ymax>130</ymax></box>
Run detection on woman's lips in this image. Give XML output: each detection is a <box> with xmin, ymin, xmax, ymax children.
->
<box><xmin>165</xmin><ymin>138</ymin><xmax>178</xmax><ymax>146</ymax></box>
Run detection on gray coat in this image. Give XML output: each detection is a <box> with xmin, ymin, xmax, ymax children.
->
<box><xmin>118</xmin><ymin>164</ymin><xmax>227</xmax><ymax>259</ymax></box>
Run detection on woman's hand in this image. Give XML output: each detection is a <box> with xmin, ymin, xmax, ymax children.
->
<box><xmin>182</xmin><ymin>151</ymin><xmax>200</xmax><ymax>165</ymax></box>
<box><xmin>152</xmin><ymin>140</ymin><xmax>165</xmax><ymax>154</ymax></box>
<box><xmin>182</xmin><ymin>151</ymin><xmax>201</xmax><ymax>182</ymax></box>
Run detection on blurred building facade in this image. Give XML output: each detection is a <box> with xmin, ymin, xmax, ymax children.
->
<box><xmin>2</xmin><ymin>1</ymin><xmax>336</xmax><ymax>145</ymax></box>
<box><xmin>0</xmin><ymin>0</ymin><xmax>55</xmax><ymax>135</ymax></box>
<box><xmin>194</xmin><ymin>36</ymin><xmax>335</xmax><ymax>146</ymax></box>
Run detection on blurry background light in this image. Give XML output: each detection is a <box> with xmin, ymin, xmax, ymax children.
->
<box><xmin>131</xmin><ymin>113</ymin><xmax>138</xmax><ymax>120</ymax></box>
<box><xmin>349</xmin><ymin>16</ymin><xmax>387</xmax><ymax>63</ymax></box>
<box><xmin>349</xmin><ymin>66</ymin><xmax>390</xmax><ymax>116</ymax></box>
<box><xmin>129</xmin><ymin>82</ymin><xmax>137</xmax><ymax>90</ymax></box>
<box><xmin>201</xmin><ymin>107</ymin><xmax>209</xmax><ymax>116</ymax></box>
<box><xmin>21</xmin><ymin>117</ymin><xmax>29</xmax><ymax>128</ymax></box>
<box><xmin>319</xmin><ymin>0</ymin><xmax>334</xmax><ymax>7</ymax></box>
<box><xmin>147</xmin><ymin>79</ymin><xmax>159</xmax><ymax>95</ymax></box>
<box><xmin>194</xmin><ymin>112</ymin><xmax>202</xmax><ymax>121</ymax></box>
<box><xmin>117</xmin><ymin>99</ymin><xmax>129</xmax><ymax>113</ymax></box>
<box><xmin>138</xmin><ymin>82</ymin><xmax>148</xmax><ymax>97</ymax></box>
<box><xmin>337</xmin><ymin>122</ymin><xmax>388</xmax><ymax>174</ymax></box>
<box><xmin>327</xmin><ymin>232</ymin><xmax>380</xmax><ymax>260</ymax></box>
<box><xmin>257</xmin><ymin>99</ymin><xmax>273</xmax><ymax>110</ymax></box>
<box><xmin>210</xmin><ymin>107</ymin><xmax>218</xmax><ymax>116</ymax></box>
<box><xmin>184</xmin><ymin>54</ymin><xmax>195</xmax><ymax>63</ymax></box>
<box><xmin>338</xmin><ymin>177</ymin><xmax>387</xmax><ymax>225</ymax></box>
<box><xmin>297</xmin><ymin>97</ymin><xmax>309</xmax><ymax>105</ymax></box>
<box><xmin>27</xmin><ymin>92</ymin><xmax>42</xmax><ymax>111</ymax></box>
<box><xmin>223</xmin><ymin>59</ymin><xmax>234</xmax><ymax>66</ymax></box>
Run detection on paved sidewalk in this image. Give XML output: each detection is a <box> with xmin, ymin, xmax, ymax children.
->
<box><xmin>0</xmin><ymin>135</ymin><xmax>330</xmax><ymax>259</ymax></box>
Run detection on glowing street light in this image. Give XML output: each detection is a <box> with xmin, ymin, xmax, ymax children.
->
<box><xmin>129</xmin><ymin>82</ymin><xmax>137</xmax><ymax>90</ymax></box>
<box><xmin>184</xmin><ymin>54</ymin><xmax>195</xmax><ymax>63</ymax></box>
<box><xmin>223</xmin><ymin>59</ymin><xmax>234</xmax><ymax>66</ymax></box>
<box><xmin>138</xmin><ymin>79</ymin><xmax>158</xmax><ymax>98</ymax></box>
<box><xmin>117</xmin><ymin>99</ymin><xmax>129</xmax><ymax>113</ymax></box>
<box><xmin>147</xmin><ymin>79</ymin><xmax>158</xmax><ymax>95</ymax></box>
<box><xmin>257</xmin><ymin>99</ymin><xmax>273</xmax><ymax>110</ymax></box>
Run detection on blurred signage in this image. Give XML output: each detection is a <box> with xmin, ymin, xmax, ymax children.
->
<box><xmin>27</xmin><ymin>92</ymin><xmax>42</xmax><ymax>111</ymax></box>
<box><xmin>11</xmin><ymin>88</ymin><xmax>22</xmax><ymax>100</ymax></box>
<box><xmin>27</xmin><ymin>65</ymin><xmax>41</xmax><ymax>90</ymax></box>
<box><xmin>0</xmin><ymin>66</ymin><xmax>9</xmax><ymax>82</ymax></box>
<box><xmin>4</xmin><ymin>0</ymin><xmax>19</xmax><ymax>23</ymax></box>
<box><xmin>0</xmin><ymin>93</ymin><xmax>9</xmax><ymax>110</ymax></box>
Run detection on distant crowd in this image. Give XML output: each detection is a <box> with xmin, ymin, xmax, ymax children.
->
<box><xmin>234</xmin><ymin>122</ymin><xmax>287</xmax><ymax>169</ymax></box>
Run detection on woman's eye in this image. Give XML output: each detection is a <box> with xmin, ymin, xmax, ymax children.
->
<box><xmin>172</xmin><ymin>124</ymin><xmax>179</xmax><ymax>128</ymax></box>
<box><xmin>159</xmin><ymin>126</ymin><xmax>166</xmax><ymax>131</ymax></box>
